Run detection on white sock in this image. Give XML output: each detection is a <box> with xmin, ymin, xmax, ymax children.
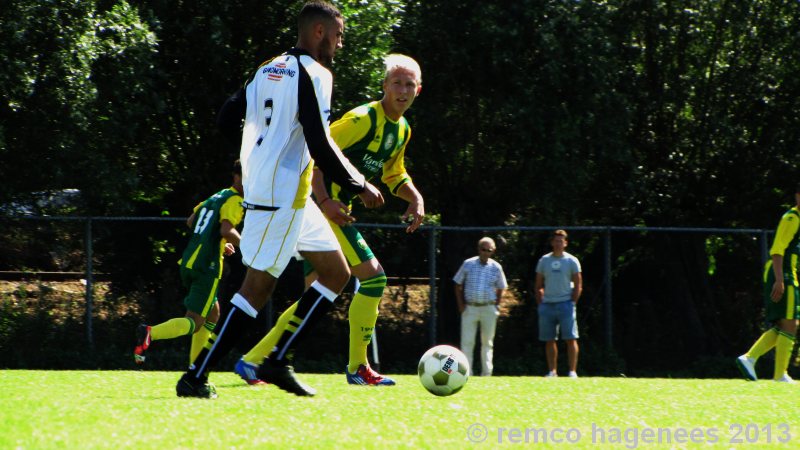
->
<box><xmin>231</xmin><ymin>293</ymin><xmax>258</xmax><ymax>318</ymax></box>
<box><xmin>310</xmin><ymin>280</ymin><xmax>338</xmax><ymax>302</ymax></box>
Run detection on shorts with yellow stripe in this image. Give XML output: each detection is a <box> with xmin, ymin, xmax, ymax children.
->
<box><xmin>180</xmin><ymin>267</ymin><xmax>219</xmax><ymax>317</ymax></box>
<box><xmin>303</xmin><ymin>221</ymin><xmax>374</xmax><ymax>276</ymax></box>
<box><xmin>763</xmin><ymin>261</ymin><xmax>800</xmax><ymax>321</ymax></box>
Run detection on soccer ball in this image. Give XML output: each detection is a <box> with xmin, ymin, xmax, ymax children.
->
<box><xmin>418</xmin><ymin>344</ymin><xmax>469</xmax><ymax>396</ymax></box>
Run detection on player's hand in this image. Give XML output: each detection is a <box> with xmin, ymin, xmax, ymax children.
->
<box><xmin>223</xmin><ymin>243</ymin><xmax>236</xmax><ymax>256</ymax></box>
<box><xmin>321</xmin><ymin>198</ymin><xmax>356</xmax><ymax>226</ymax></box>
<box><xmin>771</xmin><ymin>280</ymin><xmax>784</xmax><ymax>302</ymax></box>
<box><xmin>402</xmin><ymin>200</ymin><xmax>425</xmax><ymax>233</ymax></box>
<box><xmin>358</xmin><ymin>182</ymin><xmax>384</xmax><ymax>209</ymax></box>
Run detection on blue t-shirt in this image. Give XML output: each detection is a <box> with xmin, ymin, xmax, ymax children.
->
<box><xmin>536</xmin><ymin>252</ymin><xmax>581</xmax><ymax>303</ymax></box>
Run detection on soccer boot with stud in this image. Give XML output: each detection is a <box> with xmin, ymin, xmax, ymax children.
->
<box><xmin>735</xmin><ymin>355</ymin><xmax>757</xmax><ymax>381</ymax></box>
<box><xmin>345</xmin><ymin>364</ymin><xmax>396</xmax><ymax>386</ymax></box>
<box><xmin>234</xmin><ymin>358</ymin><xmax>268</xmax><ymax>385</ymax></box>
<box><xmin>256</xmin><ymin>359</ymin><xmax>316</xmax><ymax>396</ymax></box>
<box><xmin>176</xmin><ymin>373</ymin><xmax>217</xmax><ymax>399</ymax></box>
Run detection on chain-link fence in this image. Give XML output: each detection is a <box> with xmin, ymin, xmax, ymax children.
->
<box><xmin>0</xmin><ymin>216</ymin><xmax>775</xmax><ymax>376</ymax></box>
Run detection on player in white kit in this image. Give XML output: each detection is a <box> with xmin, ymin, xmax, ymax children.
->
<box><xmin>176</xmin><ymin>0</ymin><xmax>383</xmax><ymax>398</ymax></box>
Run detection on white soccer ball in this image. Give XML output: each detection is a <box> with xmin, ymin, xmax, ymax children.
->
<box><xmin>417</xmin><ymin>344</ymin><xmax>469</xmax><ymax>396</ymax></box>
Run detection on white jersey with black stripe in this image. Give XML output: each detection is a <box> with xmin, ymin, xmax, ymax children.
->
<box><xmin>240</xmin><ymin>49</ymin><xmax>365</xmax><ymax>209</ymax></box>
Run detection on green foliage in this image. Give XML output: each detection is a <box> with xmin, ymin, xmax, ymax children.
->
<box><xmin>0</xmin><ymin>1</ymin><xmax>159</xmax><ymax>212</ymax></box>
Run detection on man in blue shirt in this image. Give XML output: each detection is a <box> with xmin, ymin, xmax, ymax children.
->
<box><xmin>535</xmin><ymin>229</ymin><xmax>583</xmax><ymax>378</ymax></box>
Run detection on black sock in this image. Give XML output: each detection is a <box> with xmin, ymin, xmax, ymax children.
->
<box><xmin>268</xmin><ymin>286</ymin><xmax>334</xmax><ymax>363</ymax></box>
<box><xmin>186</xmin><ymin>305</ymin><xmax>255</xmax><ymax>379</ymax></box>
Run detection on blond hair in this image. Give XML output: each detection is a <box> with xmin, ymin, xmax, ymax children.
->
<box><xmin>384</xmin><ymin>53</ymin><xmax>422</xmax><ymax>84</ymax></box>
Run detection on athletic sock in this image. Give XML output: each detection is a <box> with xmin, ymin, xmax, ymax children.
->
<box><xmin>347</xmin><ymin>273</ymin><xmax>386</xmax><ymax>373</ymax></box>
<box><xmin>150</xmin><ymin>317</ymin><xmax>194</xmax><ymax>341</ymax></box>
<box><xmin>773</xmin><ymin>330</ymin><xmax>796</xmax><ymax>380</ymax></box>
<box><xmin>746</xmin><ymin>327</ymin><xmax>779</xmax><ymax>360</ymax></box>
<box><xmin>190</xmin><ymin>321</ymin><xmax>215</xmax><ymax>364</ymax></box>
<box><xmin>243</xmin><ymin>301</ymin><xmax>299</xmax><ymax>365</ymax></box>
<box><xmin>267</xmin><ymin>282</ymin><xmax>336</xmax><ymax>363</ymax></box>
<box><xmin>186</xmin><ymin>303</ymin><xmax>256</xmax><ymax>380</ymax></box>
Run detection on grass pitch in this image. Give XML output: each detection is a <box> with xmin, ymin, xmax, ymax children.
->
<box><xmin>1</xmin><ymin>370</ymin><xmax>798</xmax><ymax>449</ymax></box>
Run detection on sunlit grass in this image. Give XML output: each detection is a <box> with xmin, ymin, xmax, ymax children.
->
<box><xmin>1</xmin><ymin>370</ymin><xmax>798</xmax><ymax>448</ymax></box>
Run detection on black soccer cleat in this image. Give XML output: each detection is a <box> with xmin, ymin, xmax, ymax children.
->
<box><xmin>257</xmin><ymin>359</ymin><xmax>316</xmax><ymax>397</ymax></box>
<box><xmin>176</xmin><ymin>373</ymin><xmax>217</xmax><ymax>399</ymax></box>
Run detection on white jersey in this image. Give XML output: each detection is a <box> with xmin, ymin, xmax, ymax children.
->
<box><xmin>240</xmin><ymin>48</ymin><xmax>365</xmax><ymax>209</ymax></box>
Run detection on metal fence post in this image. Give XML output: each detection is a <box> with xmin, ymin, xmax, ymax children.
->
<box><xmin>604</xmin><ymin>227</ymin><xmax>612</xmax><ymax>350</ymax></box>
<box><xmin>428</xmin><ymin>226</ymin><xmax>438</xmax><ymax>347</ymax></box>
<box><xmin>760</xmin><ymin>230</ymin><xmax>769</xmax><ymax>266</ymax></box>
<box><xmin>84</xmin><ymin>217</ymin><xmax>94</xmax><ymax>349</ymax></box>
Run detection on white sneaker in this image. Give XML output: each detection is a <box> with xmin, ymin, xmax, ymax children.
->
<box><xmin>735</xmin><ymin>355</ymin><xmax>757</xmax><ymax>381</ymax></box>
<box><xmin>544</xmin><ymin>371</ymin><xmax>557</xmax><ymax>378</ymax></box>
<box><xmin>568</xmin><ymin>371</ymin><xmax>578</xmax><ymax>378</ymax></box>
<box><xmin>775</xmin><ymin>374</ymin><xmax>795</xmax><ymax>383</ymax></box>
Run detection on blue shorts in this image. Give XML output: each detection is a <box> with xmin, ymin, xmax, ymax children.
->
<box><xmin>538</xmin><ymin>301</ymin><xmax>579</xmax><ymax>341</ymax></box>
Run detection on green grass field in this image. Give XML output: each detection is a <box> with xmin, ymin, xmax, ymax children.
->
<box><xmin>1</xmin><ymin>370</ymin><xmax>798</xmax><ymax>449</ymax></box>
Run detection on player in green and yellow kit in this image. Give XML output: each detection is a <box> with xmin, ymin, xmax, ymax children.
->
<box><xmin>134</xmin><ymin>160</ymin><xmax>245</xmax><ymax>366</ymax></box>
<box><xmin>235</xmin><ymin>54</ymin><xmax>424</xmax><ymax>385</ymax></box>
<box><xmin>736</xmin><ymin>184</ymin><xmax>800</xmax><ymax>383</ymax></box>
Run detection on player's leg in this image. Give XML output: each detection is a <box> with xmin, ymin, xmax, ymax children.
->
<box><xmin>737</xmin><ymin>265</ymin><xmax>780</xmax><ymax>381</ymax></box>
<box><xmin>460</xmin><ymin>306</ymin><xmax>479</xmax><ymax>376</ymax></box>
<box><xmin>134</xmin><ymin>269</ymin><xmax>212</xmax><ymax>364</ymax></box>
<box><xmin>236</xmin><ymin>300</ymin><xmax>299</xmax><ymax>384</ymax></box>
<box><xmin>333</xmin><ymin>223</ymin><xmax>392</xmax><ymax>384</ymax></box>
<box><xmin>255</xmin><ymin>250</ymin><xmax>347</xmax><ymax>395</ymax></box>
<box><xmin>346</xmin><ymin>261</ymin><xmax>392</xmax><ymax>385</ymax></box>
<box><xmin>177</xmin><ymin>208</ymin><xmax>297</xmax><ymax>398</ymax></box>
<box><xmin>478</xmin><ymin>305</ymin><xmax>499</xmax><ymax>376</ymax></box>
<box><xmin>256</xmin><ymin>201</ymin><xmax>348</xmax><ymax>396</ymax></box>
<box><xmin>191</xmin><ymin>301</ymin><xmax>219</xmax><ymax>364</ymax></box>
<box><xmin>236</xmin><ymin>261</ymin><xmax>316</xmax><ymax>381</ymax></box>
<box><xmin>773</xmin><ymin>281</ymin><xmax>799</xmax><ymax>381</ymax></box>
<box><xmin>774</xmin><ymin>321</ymin><xmax>797</xmax><ymax>382</ymax></box>
<box><xmin>561</xmin><ymin>301</ymin><xmax>580</xmax><ymax>377</ymax></box>
<box><xmin>178</xmin><ymin>268</ymin><xmax>277</xmax><ymax>395</ymax></box>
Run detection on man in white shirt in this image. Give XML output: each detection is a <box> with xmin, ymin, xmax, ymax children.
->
<box><xmin>454</xmin><ymin>237</ymin><xmax>508</xmax><ymax>376</ymax></box>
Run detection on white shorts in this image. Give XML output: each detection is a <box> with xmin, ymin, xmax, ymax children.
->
<box><xmin>239</xmin><ymin>199</ymin><xmax>339</xmax><ymax>277</ymax></box>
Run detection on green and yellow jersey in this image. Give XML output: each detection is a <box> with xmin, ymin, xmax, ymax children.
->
<box><xmin>325</xmin><ymin>100</ymin><xmax>412</xmax><ymax>205</ymax></box>
<box><xmin>767</xmin><ymin>206</ymin><xmax>800</xmax><ymax>285</ymax></box>
<box><xmin>179</xmin><ymin>187</ymin><xmax>244</xmax><ymax>278</ymax></box>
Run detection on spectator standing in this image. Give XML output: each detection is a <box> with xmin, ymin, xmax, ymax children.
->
<box><xmin>535</xmin><ymin>229</ymin><xmax>582</xmax><ymax>378</ymax></box>
<box><xmin>454</xmin><ymin>237</ymin><xmax>508</xmax><ymax>376</ymax></box>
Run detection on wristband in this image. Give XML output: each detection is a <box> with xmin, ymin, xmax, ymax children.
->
<box><xmin>318</xmin><ymin>197</ymin><xmax>331</xmax><ymax>207</ymax></box>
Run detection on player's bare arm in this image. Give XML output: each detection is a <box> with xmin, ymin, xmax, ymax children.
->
<box><xmin>310</xmin><ymin>167</ymin><xmax>355</xmax><ymax>226</ymax></box>
<box><xmin>395</xmin><ymin>182</ymin><xmax>424</xmax><ymax>233</ymax></box>
<box><xmin>357</xmin><ymin>182</ymin><xmax>384</xmax><ymax>208</ymax></box>
<box><xmin>771</xmin><ymin>254</ymin><xmax>785</xmax><ymax>302</ymax></box>
<box><xmin>220</xmin><ymin>219</ymin><xmax>241</xmax><ymax>256</ymax></box>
